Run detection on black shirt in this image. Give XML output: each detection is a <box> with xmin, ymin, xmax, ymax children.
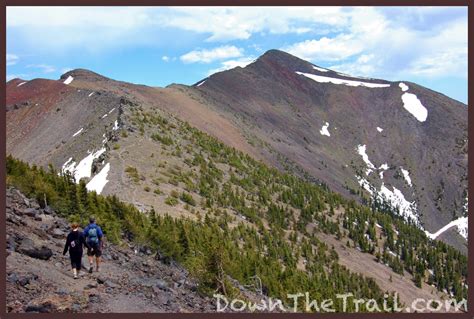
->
<box><xmin>63</xmin><ymin>230</ymin><xmax>87</xmax><ymax>255</ymax></box>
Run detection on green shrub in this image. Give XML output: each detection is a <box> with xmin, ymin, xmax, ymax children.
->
<box><xmin>165</xmin><ymin>196</ymin><xmax>178</xmax><ymax>206</ymax></box>
<box><xmin>180</xmin><ymin>192</ymin><xmax>196</xmax><ymax>206</ymax></box>
<box><xmin>151</xmin><ymin>133</ymin><xmax>173</xmax><ymax>146</ymax></box>
<box><xmin>125</xmin><ymin>166</ymin><xmax>140</xmax><ymax>183</ymax></box>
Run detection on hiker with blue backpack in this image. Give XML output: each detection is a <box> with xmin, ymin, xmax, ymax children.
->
<box><xmin>83</xmin><ymin>216</ymin><xmax>104</xmax><ymax>273</ymax></box>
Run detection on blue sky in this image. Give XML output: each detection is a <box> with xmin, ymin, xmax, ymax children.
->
<box><xmin>7</xmin><ymin>6</ymin><xmax>467</xmax><ymax>103</ymax></box>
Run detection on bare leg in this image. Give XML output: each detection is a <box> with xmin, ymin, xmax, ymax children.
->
<box><xmin>73</xmin><ymin>268</ymin><xmax>78</xmax><ymax>279</ymax></box>
<box><xmin>88</xmin><ymin>255</ymin><xmax>94</xmax><ymax>273</ymax></box>
<box><xmin>96</xmin><ymin>257</ymin><xmax>101</xmax><ymax>272</ymax></box>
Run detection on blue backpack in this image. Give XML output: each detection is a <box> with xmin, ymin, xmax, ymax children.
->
<box><xmin>87</xmin><ymin>227</ymin><xmax>99</xmax><ymax>245</ymax></box>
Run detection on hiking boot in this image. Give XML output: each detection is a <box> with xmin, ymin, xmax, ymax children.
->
<box><xmin>74</xmin><ymin>274</ymin><xmax>78</xmax><ymax>279</ymax></box>
<box><xmin>88</xmin><ymin>266</ymin><xmax>93</xmax><ymax>274</ymax></box>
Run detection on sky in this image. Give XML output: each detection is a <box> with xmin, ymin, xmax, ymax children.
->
<box><xmin>6</xmin><ymin>6</ymin><xmax>468</xmax><ymax>104</ymax></box>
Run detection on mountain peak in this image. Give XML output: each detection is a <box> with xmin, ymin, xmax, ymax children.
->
<box><xmin>60</xmin><ymin>68</ymin><xmax>108</xmax><ymax>82</ymax></box>
<box><xmin>255</xmin><ymin>49</ymin><xmax>331</xmax><ymax>76</ymax></box>
<box><xmin>258</xmin><ymin>49</ymin><xmax>307</xmax><ymax>65</ymax></box>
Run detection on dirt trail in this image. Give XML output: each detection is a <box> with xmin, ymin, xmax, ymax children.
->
<box><xmin>6</xmin><ymin>187</ymin><xmax>217</xmax><ymax>313</ymax></box>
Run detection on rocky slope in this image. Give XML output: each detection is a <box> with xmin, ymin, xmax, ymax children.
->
<box><xmin>6</xmin><ymin>187</ymin><xmax>267</xmax><ymax>313</ymax></box>
<box><xmin>6</xmin><ymin>50</ymin><xmax>467</xmax><ymax>253</ymax></box>
<box><xmin>191</xmin><ymin>50</ymin><xmax>468</xmax><ymax>251</ymax></box>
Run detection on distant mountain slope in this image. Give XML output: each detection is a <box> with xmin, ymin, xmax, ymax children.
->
<box><xmin>6</xmin><ymin>49</ymin><xmax>467</xmax><ymax>255</ymax></box>
<box><xmin>189</xmin><ymin>50</ymin><xmax>468</xmax><ymax>251</ymax></box>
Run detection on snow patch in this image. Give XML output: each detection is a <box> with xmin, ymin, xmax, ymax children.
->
<box><xmin>376</xmin><ymin>127</ymin><xmax>383</xmax><ymax>132</ymax></box>
<box><xmin>463</xmin><ymin>195</ymin><xmax>468</xmax><ymax>216</ymax></box>
<box><xmin>379</xmin><ymin>184</ymin><xmax>419</xmax><ymax>226</ymax></box>
<box><xmin>356</xmin><ymin>176</ymin><xmax>374</xmax><ymax>195</ymax></box>
<box><xmin>101</xmin><ymin>113</ymin><xmax>108</xmax><ymax>119</ymax></box>
<box><xmin>400</xmin><ymin>168</ymin><xmax>413</xmax><ymax>187</ymax></box>
<box><xmin>61</xmin><ymin>157</ymin><xmax>76</xmax><ymax>175</ymax></box>
<box><xmin>72</xmin><ymin>128</ymin><xmax>84</xmax><ymax>137</ymax></box>
<box><xmin>63</xmin><ymin>76</ymin><xmax>74</xmax><ymax>85</ymax></box>
<box><xmin>88</xmin><ymin>92</ymin><xmax>95</xmax><ymax>97</ymax></box>
<box><xmin>357</xmin><ymin>144</ymin><xmax>376</xmax><ymax>175</ymax></box>
<box><xmin>73</xmin><ymin>148</ymin><xmax>106</xmax><ymax>183</ymax></box>
<box><xmin>458</xmin><ymin>218</ymin><xmax>468</xmax><ymax>239</ymax></box>
<box><xmin>425</xmin><ymin>216</ymin><xmax>468</xmax><ymax>240</ymax></box>
<box><xmin>335</xmin><ymin>71</ymin><xmax>374</xmax><ymax>80</ymax></box>
<box><xmin>113</xmin><ymin>120</ymin><xmax>119</xmax><ymax>131</ymax></box>
<box><xmin>17</xmin><ymin>82</ymin><xmax>27</xmax><ymax>87</ymax></box>
<box><xmin>399</xmin><ymin>82</ymin><xmax>409</xmax><ymax>92</ymax></box>
<box><xmin>378</xmin><ymin>163</ymin><xmax>389</xmax><ymax>179</ymax></box>
<box><xmin>196</xmin><ymin>80</ymin><xmax>206</xmax><ymax>87</ymax></box>
<box><xmin>320</xmin><ymin>122</ymin><xmax>330</xmax><ymax>136</ymax></box>
<box><xmin>86</xmin><ymin>163</ymin><xmax>110</xmax><ymax>194</ymax></box>
<box><xmin>356</xmin><ymin>174</ymin><xmax>420</xmax><ymax>227</ymax></box>
<box><xmin>296</xmin><ymin>72</ymin><xmax>390</xmax><ymax>88</ymax></box>
<box><xmin>108</xmin><ymin>108</ymin><xmax>115</xmax><ymax>114</ymax></box>
<box><xmin>401</xmin><ymin>93</ymin><xmax>428</xmax><ymax>122</ymax></box>
<box><xmin>312</xmin><ymin>65</ymin><xmax>329</xmax><ymax>72</ymax></box>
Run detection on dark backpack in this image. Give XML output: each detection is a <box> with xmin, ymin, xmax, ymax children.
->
<box><xmin>87</xmin><ymin>227</ymin><xmax>99</xmax><ymax>245</ymax></box>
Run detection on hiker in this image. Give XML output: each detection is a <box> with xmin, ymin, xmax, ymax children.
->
<box><xmin>63</xmin><ymin>222</ymin><xmax>88</xmax><ymax>279</ymax></box>
<box><xmin>83</xmin><ymin>216</ymin><xmax>104</xmax><ymax>273</ymax></box>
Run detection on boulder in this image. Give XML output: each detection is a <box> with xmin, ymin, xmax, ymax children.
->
<box><xmin>85</xmin><ymin>283</ymin><xmax>98</xmax><ymax>290</ymax></box>
<box><xmin>88</xmin><ymin>294</ymin><xmax>100</xmax><ymax>304</ymax></box>
<box><xmin>97</xmin><ymin>276</ymin><xmax>106</xmax><ymax>284</ymax></box>
<box><xmin>25</xmin><ymin>302</ymin><xmax>56</xmax><ymax>313</ymax></box>
<box><xmin>22</xmin><ymin>208</ymin><xmax>37</xmax><ymax>217</ymax></box>
<box><xmin>155</xmin><ymin>279</ymin><xmax>169</xmax><ymax>291</ymax></box>
<box><xmin>56</xmin><ymin>288</ymin><xmax>70</xmax><ymax>296</ymax></box>
<box><xmin>18</xmin><ymin>238</ymin><xmax>53</xmax><ymax>260</ymax></box>
<box><xmin>7</xmin><ymin>236</ymin><xmax>16</xmax><ymax>252</ymax></box>
<box><xmin>51</xmin><ymin>228</ymin><xmax>65</xmax><ymax>239</ymax></box>
<box><xmin>7</xmin><ymin>273</ymin><xmax>19</xmax><ymax>284</ymax></box>
<box><xmin>17</xmin><ymin>273</ymin><xmax>38</xmax><ymax>286</ymax></box>
<box><xmin>104</xmin><ymin>280</ymin><xmax>119</xmax><ymax>289</ymax></box>
<box><xmin>72</xmin><ymin>303</ymin><xmax>82</xmax><ymax>312</ymax></box>
<box><xmin>43</xmin><ymin>206</ymin><xmax>53</xmax><ymax>215</ymax></box>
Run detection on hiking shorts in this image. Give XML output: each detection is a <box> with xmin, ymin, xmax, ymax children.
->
<box><xmin>87</xmin><ymin>242</ymin><xmax>102</xmax><ymax>257</ymax></box>
<box><xmin>70</xmin><ymin>253</ymin><xmax>82</xmax><ymax>271</ymax></box>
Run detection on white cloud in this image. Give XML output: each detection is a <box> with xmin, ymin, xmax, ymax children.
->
<box><xmin>405</xmin><ymin>18</ymin><xmax>467</xmax><ymax>78</ymax></box>
<box><xmin>162</xmin><ymin>55</ymin><xmax>170</xmax><ymax>62</ymax></box>
<box><xmin>6</xmin><ymin>53</ymin><xmax>19</xmax><ymax>66</ymax></box>
<box><xmin>284</xmin><ymin>34</ymin><xmax>364</xmax><ymax>62</ymax></box>
<box><xmin>181</xmin><ymin>45</ymin><xmax>244</xmax><ymax>63</ymax></box>
<box><xmin>161</xmin><ymin>7</ymin><xmax>346</xmax><ymax>42</ymax></box>
<box><xmin>329</xmin><ymin>55</ymin><xmax>378</xmax><ymax>78</ymax></box>
<box><xmin>7</xmin><ymin>7</ymin><xmax>160</xmax><ymax>53</ymax></box>
<box><xmin>26</xmin><ymin>63</ymin><xmax>56</xmax><ymax>73</ymax></box>
<box><xmin>6</xmin><ymin>7</ymin><xmax>345</xmax><ymax>53</ymax></box>
<box><xmin>284</xmin><ymin>7</ymin><xmax>467</xmax><ymax>81</ymax></box>
<box><xmin>207</xmin><ymin>56</ymin><xmax>256</xmax><ymax>75</ymax></box>
<box><xmin>7</xmin><ymin>6</ymin><xmax>153</xmax><ymax>28</ymax></box>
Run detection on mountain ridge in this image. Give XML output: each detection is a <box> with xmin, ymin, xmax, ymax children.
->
<box><xmin>6</xmin><ymin>49</ymin><xmax>467</xmax><ymax>253</ymax></box>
